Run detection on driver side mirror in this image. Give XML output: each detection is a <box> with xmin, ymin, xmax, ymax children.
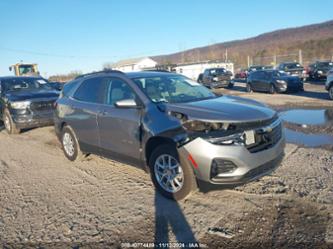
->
<box><xmin>114</xmin><ymin>99</ymin><xmax>139</xmax><ymax>108</ymax></box>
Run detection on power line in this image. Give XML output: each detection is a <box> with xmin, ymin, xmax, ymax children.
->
<box><xmin>0</xmin><ymin>46</ymin><xmax>167</xmax><ymax>60</ymax></box>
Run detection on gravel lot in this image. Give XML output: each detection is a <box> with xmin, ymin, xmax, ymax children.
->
<box><xmin>0</xmin><ymin>81</ymin><xmax>332</xmax><ymax>248</ymax></box>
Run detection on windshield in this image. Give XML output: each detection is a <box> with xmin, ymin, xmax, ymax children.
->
<box><xmin>208</xmin><ymin>68</ymin><xmax>226</xmax><ymax>75</ymax></box>
<box><xmin>132</xmin><ymin>75</ymin><xmax>216</xmax><ymax>103</ymax></box>
<box><xmin>317</xmin><ymin>62</ymin><xmax>333</xmax><ymax>69</ymax></box>
<box><xmin>284</xmin><ymin>63</ymin><xmax>303</xmax><ymax>70</ymax></box>
<box><xmin>2</xmin><ymin>78</ymin><xmax>51</xmax><ymax>92</ymax></box>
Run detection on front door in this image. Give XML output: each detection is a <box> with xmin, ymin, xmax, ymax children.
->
<box><xmin>97</xmin><ymin>77</ymin><xmax>142</xmax><ymax>162</ymax></box>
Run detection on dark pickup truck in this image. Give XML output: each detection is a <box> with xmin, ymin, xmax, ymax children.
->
<box><xmin>277</xmin><ymin>62</ymin><xmax>307</xmax><ymax>82</ymax></box>
<box><xmin>308</xmin><ymin>61</ymin><xmax>333</xmax><ymax>80</ymax></box>
<box><xmin>0</xmin><ymin>76</ymin><xmax>59</xmax><ymax>134</ymax></box>
<box><xmin>200</xmin><ymin>68</ymin><xmax>233</xmax><ymax>89</ymax></box>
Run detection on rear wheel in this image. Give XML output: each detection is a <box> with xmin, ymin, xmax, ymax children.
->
<box><xmin>269</xmin><ymin>84</ymin><xmax>276</xmax><ymax>94</ymax></box>
<box><xmin>61</xmin><ymin>126</ymin><xmax>83</xmax><ymax>161</ymax></box>
<box><xmin>227</xmin><ymin>82</ymin><xmax>234</xmax><ymax>89</ymax></box>
<box><xmin>3</xmin><ymin>109</ymin><xmax>20</xmax><ymax>134</ymax></box>
<box><xmin>246</xmin><ymin>83</ymin><xmax>252</xmax><ymax>93</ymax></box>
<box><xmin>329</xmin><ymin>86</ymin><xmax>333</xmax><ymax>100</ymax></box>
<box><xmin>149</xmin><ymin>144</ymin><xmax>197</xmax><ymax>200</ymax></box>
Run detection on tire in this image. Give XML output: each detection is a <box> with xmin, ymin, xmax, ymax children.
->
<box><xmin>227</xmin><ymin>82</ymin><xmax>234</xmax><ymax>89</ymax></box>
<box><xmin>246</xmin><ymin>83</ymin><xmax>252</xmax><ymax>93</ymax></box>
<box><xmin>149</xmin><ymin>144</ymin><xmax>197</xmax><ymax>200</ymax></box>
<box><xmin>3</xmin><ymin>109</ymin><xmax>20</xmax><ymax>134</ymax></box>
<box><xmin>269</xmin><ymin>84</ymin><xmax>276</xmax><ymax>94</ymax></box>
<box><xmin>61</xmin><ymin>125</ymin><xmax>83</xmax><ymax>161</ymax></box>
<box><xmin>329</xmin><ymin>86</ymin><xmax>333</xmax><ymax>100</ymax></box>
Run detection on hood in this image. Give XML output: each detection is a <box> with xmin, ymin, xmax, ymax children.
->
<box><xmin>166</xmin><ymin>95</ymin><xmax>276</xmax><ymax>123</ymax></box>
<box><xmin>5</xmin><ymin>89</ymin><xmax>59</xmax><ymax>102</ymax></box>
<box><xmin>277</xmin><ymin>76</ymin><xmax>301</xmax><ymax>84</ymax></box>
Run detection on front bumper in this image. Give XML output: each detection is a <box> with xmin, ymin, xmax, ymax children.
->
<box><xmin>178</xmin><ymin>132</ymin><xmax>285</xmax><ymax>185</ymax></box>
<box><xmin>10</xmin><ymin>109</ymin><xmax>54</xmax><ymax>129</ymax></box>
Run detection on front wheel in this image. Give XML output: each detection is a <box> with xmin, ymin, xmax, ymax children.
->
<box><xmin>149</xmin><ymin>144</ymin><xmax>197</xmax><ymax>200</ymax></box>
<box><xmin>329</xmin><ymin>86</ymin><xmax>333</xmax><ymax>100</ymax></box>
<box><xmin>269</xmin><ymin>84</ymin><xmax>276</xmax><ymax>94</ymax></box>
<box><xmin>3</xmin><ymin>109</ymin><xmax>20</xmax><ymax>134</ymax></box>
<box><xmin>227</xmin><ymin>82</ymin><xmax>234</xmax><ymax>89</ymax></box>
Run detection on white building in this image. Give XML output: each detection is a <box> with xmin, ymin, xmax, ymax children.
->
<box><xmin>112</xmin><ymin>57</ymin><xmax>157</xmax><ymax>72</ymax></box>
<box><xmin>175</xmin><ymin>61</ymin><xmax>234</xmax><ymax>80</ymax></box>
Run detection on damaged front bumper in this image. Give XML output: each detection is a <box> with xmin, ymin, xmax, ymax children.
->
<box><xmin>177</xmin><ymin>124</ymin><xmax>285</xmax><ymax>185</ymax></box>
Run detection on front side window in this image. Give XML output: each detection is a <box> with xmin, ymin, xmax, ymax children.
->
<box><xmin>2</xmin><ymin>78</ymin><xmax>51</xmax><ymax>92</ymax></box>
<box><xmin>104</xmin><ymin>78</ymin><xmax>135</xmax><ymax>106</ymax></box>
<box><xmin>132</xmin><ymin>75</ymin><xmax>216</xmax><ymax>103</ymax></box>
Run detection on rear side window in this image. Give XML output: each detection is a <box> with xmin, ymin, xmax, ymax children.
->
<box><xmin>73</xmin><ymin>77</ymin><xmax>107</xmax><ymax>103</ymax></box>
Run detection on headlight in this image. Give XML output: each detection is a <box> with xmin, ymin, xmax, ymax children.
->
<box><xmin>10</xmin><ymin>101</ymin><xmax>30</xmax><ymax>109</ymax></box>
<box><xmin>182</xmin><ymin>120</ymin><xmax>225</xmax><ymax>132</ymax></box>
<box><xmin>213</xmin><ymin>77</ymin><xmax>219</xmax><ymax>81</ymax></box>
<box><xmin>317</xmin><ymin>70</ymin><xmax>323</xmax><ymax>74</ymax></box>
<box><xmin>276</xmin><ymin>80</ymin><xmax>286</xmax><ymax>84</ymax></box>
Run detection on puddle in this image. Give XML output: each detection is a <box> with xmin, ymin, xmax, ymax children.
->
<box><xmin>280</xmin><ymin>109</ymin><xmax>333</xmax><ymax>126</ymax></box>
<box><xmin>279</xmin><ymin>108</ymin><xmax>333</xmax><ymax>148</ymax></box>
<box><xmin>285</xmin><ymin>128</ymin><xmax>333</xmax><ymax>147</ymax></box>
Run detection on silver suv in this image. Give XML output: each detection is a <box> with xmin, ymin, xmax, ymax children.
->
<box><xmin>54</xmin><ymin>70</ymin><xmax>285</xmax><ymax>200</ymax></box>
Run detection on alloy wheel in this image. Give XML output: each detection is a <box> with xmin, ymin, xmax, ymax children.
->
<box><xmin>4</xmin><ymin>114</ymin><xmax>11</xmax><ymax>132</ymax></box>
<box><xmin>63</xmin><ymin>132</ymin><xmax>75</xmax><ymax>157</ymax></box>
<box><xmin>154</xmin><ymin>154</ymin><xmax>184</xmax><ymax>193</ymax></box>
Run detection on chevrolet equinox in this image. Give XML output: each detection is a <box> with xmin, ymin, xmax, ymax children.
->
<box><xmin>54</xmin><ymin>70</ymin><xmax>285</xmax><ymax>200</ymax></box>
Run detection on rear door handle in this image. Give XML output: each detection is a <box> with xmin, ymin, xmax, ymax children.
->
<box><xmin>98</xmin><ymin>110</ymin><xmax>108</xmax><ymax>116</ymax></box>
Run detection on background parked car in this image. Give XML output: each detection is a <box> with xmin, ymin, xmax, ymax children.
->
<box><xmin>234</xmin><ymin>68</ymin><xmax>248</xmax><ymax>79</ymax></box>
<box><xmin>201</xmin><ymin>68</ymin><xmax>233</xmax><ymax>88</ymax></box>
<box><xmin>325</xmin><ymin>68</ymin><xmax>333</xmax><ymax>100</ymax></box>
<box><xmin>48</xmin><ymin>81</ymin><xmax>64</xmax><ymax>91</ymax></box>
<box><xmin>277</xmin><ymin>62</ymin><xmax>307</xmax><ymax>81</ymax></box>
<box><xmin>247</xmin><ymin>70</ymin><xmax>304</xmax><ymax>94</ymax></box>
<box><xmin>308</xmin><ymin>61</ymin><xmax>333</xmax><ymax>81</ymax></box>
<box><xmin>0</xmin><ymin>76</ymin><xmax>59</xmax><ymax>134</ymax></box>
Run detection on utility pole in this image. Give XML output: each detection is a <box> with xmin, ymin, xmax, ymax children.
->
<box><xmin>299</xmin><ymin>49</ymin><xmax>303</xmax><ymax>64</ymax></box>
<box><xmin>247</xmin><ymin>55</ymin><xmax>250</xmax><ymax>67</ymax></box>
<box><xmin>225</xmin><ymin>48</ymin><xmax>228</xmax><ymax>62</ymax></box>
<box><xmin>273</xmin><ymin>55</ymin><xmax>277</xmax><ymax>66</ymax></box>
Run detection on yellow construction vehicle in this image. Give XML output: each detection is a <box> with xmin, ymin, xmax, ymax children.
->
<box><xmin>9</xmin><ymin>63</ymin><xmax>39</xmax><ymax>76</ymax></box>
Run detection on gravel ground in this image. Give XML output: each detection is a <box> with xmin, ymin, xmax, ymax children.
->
<box><xmin>0</xmin><ymin>81</ymin><xmax>332</xmax><ymax>248</ymax></box>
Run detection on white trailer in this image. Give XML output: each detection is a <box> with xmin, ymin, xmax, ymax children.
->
<box><xmin>175</xmin><ymin>61</ymin><xmax>234</xmax><ymax>80</ymax></box>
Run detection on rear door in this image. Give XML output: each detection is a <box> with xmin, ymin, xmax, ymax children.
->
<box><xmin>70</xmin><ymin>76</ymin><xmax>107</xmax><ymax>151</ymax></box>
<box><xmin>97</xmin><ymin>76</ymin><xmax>142</xmax><ymax>162</ymax></box>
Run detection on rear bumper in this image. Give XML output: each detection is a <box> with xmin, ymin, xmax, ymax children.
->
<box><xmin>207</xmin><ymin>80</ymin><xmax>232</xmax><ymax>88</ymax></box>
<box><xmin>178</xmin><ymin>132</ymin><xmax>285</xmax><ymax>185</ymax></box>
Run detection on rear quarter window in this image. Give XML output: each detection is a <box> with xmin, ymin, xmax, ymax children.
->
<box><xmin>62</xmin><ymin>80</ymin><xmax>80</xmax><ymax>97</ymax></box>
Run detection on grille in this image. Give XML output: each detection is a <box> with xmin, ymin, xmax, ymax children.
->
<box><xmin>30</xmin><ymin>100</ymin><xmax>55</xmax><ymax>111</ymax></box>
<box><xmin>247</xmin><ymin>120</ymin><xmax>282</xmax><ymax>153</ymax></box>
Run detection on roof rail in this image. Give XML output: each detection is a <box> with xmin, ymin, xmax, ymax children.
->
<box><xmin>74</xmin><ymin>69</ymin><xmax>124</xmax><ymax>79</ymax></box>
<box><xmin>142</xmin><ymin>69</ymin><xmax>171</xmax><ymax>73</ymax></box>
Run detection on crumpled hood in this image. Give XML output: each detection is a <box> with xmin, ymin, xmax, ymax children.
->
<box><xmin>166</xmin><ymin>95</ymin><xmax>276</xmax><ymax>123</ymax></box>
<box><xmin>5</xmin><ymin>89</ymin><xmax>59</xmax><ymax>102</ymax></box>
